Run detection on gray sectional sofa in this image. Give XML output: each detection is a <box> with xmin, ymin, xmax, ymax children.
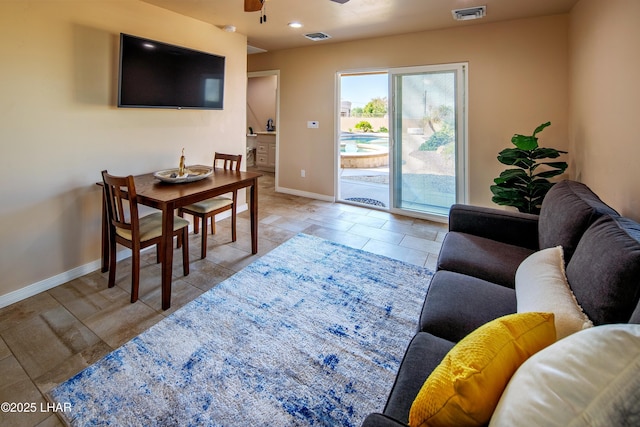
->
<box><xmin>362</xmin><ymin>180</ymin><xmax>640</xmax><ymax>426</ymax></box>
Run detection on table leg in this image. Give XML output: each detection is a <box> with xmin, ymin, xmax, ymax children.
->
<box><xmin>161</xmin><ymin>202</ymin><xmax>175</xmax><ymax>310</ymax></box>
<box><xmin>250</xmin><ymin>178</ymin><xmax>258</xmax><ymax>254</ymax></box>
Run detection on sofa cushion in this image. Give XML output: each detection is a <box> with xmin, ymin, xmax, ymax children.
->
<box><xmin>382</xmin><ymin>333</ymin><xmax>454</xmax><ymax>424</ymax></box>
<box><xmin>419</xmin><ymin>271</ymin><xmax>516</xmax><ymax>342</ymax></box>
<box><xmin>566</xmin><ymin>215</ymin><xmax>640</xmax><ymax>325</ymax></box>
<box><xmin>630</xmin><ymin>303</ymin><xmax>640</xmax><ymax>324</ymax></box>
<box><xmin>490</xmin><ymin>324</ymin><xmax>640</xmax><ymax>427</ymax></box>
<box><xmin>361</xmin><ymin>413</ymin><xmax>409</xmax><ymax>427</ymax></box>
<box><xmin>538</xmin><ymin>180</ymin><xmax>618</xmax><ymax>262</ymax></box>
<box><xmin>515</xmin><ymin>246</ymin><xmax>592</xmax><ymax>339</ymax></box>
<box><xmin>437</xmin><ymin>232</ymin><xmax>535</xmax><ymax>288</ymax></box>
<box><xmin>409</xmin><ymin>312</ymin><xmax>556</xmax><ymax>427</ymax></box>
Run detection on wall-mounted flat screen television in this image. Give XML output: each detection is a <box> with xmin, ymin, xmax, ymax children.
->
<box><xmin>118</xmin><ymin>33</ymin><xmax>225</xmax><ymax>110</ymax></box>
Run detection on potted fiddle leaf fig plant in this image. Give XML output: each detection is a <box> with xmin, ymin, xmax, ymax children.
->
<box><xmin>490</xmin><ymin>121</ymin><xmax>568</xmax><ymax>215</ymax></box>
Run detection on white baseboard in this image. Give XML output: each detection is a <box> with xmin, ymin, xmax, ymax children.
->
<box><xmin>0</xmin><ymin>203</ymin><xmax>249</xmax><ymax>310</ymax></box>
<box><xmin>0</xmin><ymin>257</ymin><xmax>111</xmax><ymax>310</ymax></box>
<box><xmin>275</xmin><ymin>186</ymin><xmax>335</xmax><ymax>202</ymax></box>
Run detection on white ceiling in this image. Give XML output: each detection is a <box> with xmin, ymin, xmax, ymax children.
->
<box><xmin>142</xmin><ymin>0</ymin><xmax>579</xmax><ymax>53</ymax></box>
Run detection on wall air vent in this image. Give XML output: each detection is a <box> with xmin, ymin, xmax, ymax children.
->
<box><xmin>304</xmin><ymin>32</ymin><xmax>332</xmax><ymax>41</ymax></box>
<box><xmin>452</xmin><ymin>6</ymin><xmax>486</xmax><ymax>21</ymax></box>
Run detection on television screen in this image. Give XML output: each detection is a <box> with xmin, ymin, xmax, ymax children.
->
<box><xmin>118</xmin><ymin>33</ymin><xmax>225</xmax><ymax>110</ymax></box>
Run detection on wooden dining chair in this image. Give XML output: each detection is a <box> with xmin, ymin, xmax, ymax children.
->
<box><xmin>178</xmin><ymin>153</ymin><xmax>242</xmax><ymax>259</ymax></box>
<box><xmin>101</xmin><ymin>170</ymin><xmax>190</xmax><ymax>303</ymax></box>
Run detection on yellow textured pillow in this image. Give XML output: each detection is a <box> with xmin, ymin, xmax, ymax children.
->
<box><xmin>409</xmin><ymin>312</ymin><xmax>556</xmax><ymax>427</ymax></box>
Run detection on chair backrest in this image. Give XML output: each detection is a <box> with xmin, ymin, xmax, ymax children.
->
<box><xmin>101</xmin><ymin>170</ymin><xmax>139</xmax><ymax>238</ymax></box>
<box><xmin>213</xmin><ymin>153</ymin><xmax>242</xmax><ymax>171</ymax></box>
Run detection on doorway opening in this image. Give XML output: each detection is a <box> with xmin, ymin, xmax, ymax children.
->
<box><xmin>247</xmin><ymin>70</ymin><xmax>279</xmax><ymax>189</ymax></box>
<box><xmin>337</xmin><ymin>71</ymin><xmax>390</xmax><ymax>209</ymax></box>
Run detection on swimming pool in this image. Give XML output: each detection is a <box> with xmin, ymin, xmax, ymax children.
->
<box><xmin>340</xmin><ymin>145</ymin><xmax>384</xmax><ymax>153</ymax></box>
<box><xmin>340</xmin><ymin>139</ymin><xmax>388</xmax><ymax>169</ymax></box>
<box><xmin>340</xmin><ymin>132</ymin><xmax>389</xmax><ymax>168</ymax></box>
<box><xmin>340</xmin><ymin>133</ymin><xmax>388</xmax><ymax>146</ymax></box>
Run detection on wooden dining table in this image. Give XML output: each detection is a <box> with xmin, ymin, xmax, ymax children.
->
<box><xmin>101</xmin><ymin>166</ymin><xmax>263</xmax><ymax>310</ymax></box>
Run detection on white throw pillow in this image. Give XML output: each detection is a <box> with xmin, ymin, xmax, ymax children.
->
<box><xmin>515</xmin><ymin>246</ymin><xmax>592</xmax><ymax>339</ymax></box>
<box><xmin>489</xmin><ymin>324</ymin><xmax>640</xmax><ymax>427</ymax></box>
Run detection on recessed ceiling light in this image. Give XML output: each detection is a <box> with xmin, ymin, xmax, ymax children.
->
<box><xmin>288</xmin><ymin>21</ymin><xmax>303</xmax><ymax>28</ymax></box>
<box><xmin>223</xmin><ymin>25</ymin><xmax>236</xmax><ymax>32</ymax></box>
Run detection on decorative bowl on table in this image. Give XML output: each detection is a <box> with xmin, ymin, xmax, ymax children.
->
<box><xmin>153</xmin><ymin>166</ymin><xmax>213</xmax><ymax>184</ymax></box>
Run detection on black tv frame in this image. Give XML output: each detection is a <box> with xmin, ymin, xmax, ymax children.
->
<box><xmin>117</xmin><ymin>33</ymin><xmax>225</xmax><ymax>110</ymax></box>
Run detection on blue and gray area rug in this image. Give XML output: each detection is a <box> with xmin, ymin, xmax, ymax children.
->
<box><xmin>48</xmin><ymin>233</ymin><xmax>433</xmax><ymax>426</ymax></box>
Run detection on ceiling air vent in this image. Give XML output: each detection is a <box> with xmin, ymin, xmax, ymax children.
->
<box><xmin>304</xmin><ymin>32</ymin><xmax>332</xmax><ymax>42</ymax></box>
<box><xmin>452</xmin><ymin>6</ymin><xmax>486</xmax><ymax>21</ymax></box>
<box><xmin>247</xmin><ymin>45</ymin><xmax>267</xmax><ymax>55</ymax></box>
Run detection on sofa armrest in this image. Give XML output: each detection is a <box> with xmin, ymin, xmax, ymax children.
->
<box><xmin>448</xmin><ymin>204</ymin><xmax>540</xmax><ymax>250</ymax></box>
<box><xmin>361</xmin><ymin>413</ymin><xmax>409</xmax><ymax>427</ymax></box>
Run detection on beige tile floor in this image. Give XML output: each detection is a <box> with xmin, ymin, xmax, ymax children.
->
<box><xmin>0</xmin><ymin>171</ymin><xmax>447</xmax><ymax>427</ymax></box>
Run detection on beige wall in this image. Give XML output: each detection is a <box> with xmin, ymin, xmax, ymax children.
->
<box><xmin>0</xmin><ymin>1</ymin><xmax>247</xmax><ymax>302</ymax></box>
<box><xmin>249</xmin><ymin>15</ymin><xmax>570</xmax><ymax>204</ymax></box>
<box><xmin>569</xmin><ymin>0</ymin><xmax>640</xmax><ymax>221</ymax></box>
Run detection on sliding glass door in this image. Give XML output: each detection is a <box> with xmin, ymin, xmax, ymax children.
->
<box><xmin>389</xmin><ymin>63</ymin><xmax>467</xmax><ymax>218</ymax></box>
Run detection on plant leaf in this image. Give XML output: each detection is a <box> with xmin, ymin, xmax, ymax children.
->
<box><xmin>531</xmin><ymin>148</ymin><xmax>567</xmax><ymax>159</ymax></box>
<box><xmin>511</xmin><ymin>134</ymin><xmax>538</xmax><ymax>151</ymax></box>
<box><xmin>491</xmin><ymin>185</ymin><xmax>525</xmax><ymax>198</ymax></box>
<box><xmin>539</xmin><ymin>161</ymin><xmax>568</xmax><ymax>170</ymax></box>
<box><xmin>497</xmin><ymin>148</ymin><xmax>528</xmax><ymax>165</ymax></box>
<box><xmin>534</xmin><ymin>169</ymin><xmax>566</xmax><ymax>179</ymax></box>
<box><xmin>529</xmin><ymin>180</ymin><xmax>554</xmax><ymax>194</ymax></box>
<box><xmin>499</xmin><ymin>168</ymin><xmax>529</xmax><ymax>180</ymax></box>
<box><xmin>493</xmin><ymin>168</ymin><xmax>529</xmax><ymax>185</ymax></box>
<box><xmin>514</xmin><ymin>158</ymin><xmax>535</xmax><ymax>169</ymax></box>
<box><xmin>531</xmin><ymin>161</ymin><xmax>567</xmax><ymax>174</ymax></box>
<box><xmin>498</xmin><ymin>149</ymin><xmax>536</xmax><ymax>169</ymax></box>
<box><xmin>533</xmin><ymin>121</ymin><xmax>551</xmax><ymax>136</ymax></box>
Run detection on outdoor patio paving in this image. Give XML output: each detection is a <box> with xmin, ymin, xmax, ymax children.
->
<box><xmin>339</xmin><ymin>166</ymin><xmax>455</xmax><ymax>215</ymax></box>
<box><xmin>340</xmin><ymin>167</ymin><xmax>390</xmax><ymax>208</ymax></box>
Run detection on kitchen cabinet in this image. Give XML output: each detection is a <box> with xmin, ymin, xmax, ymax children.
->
<box><xmin>256</xmin><ymin>132</ymin><xmax>276</xmax><ymax>172</ymax></box>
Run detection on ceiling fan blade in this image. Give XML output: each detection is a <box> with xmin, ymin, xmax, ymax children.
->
<box><xmin>244</xmin><ymin>0</ymin><xmax>263</xmax><ymax>12</ymax></box>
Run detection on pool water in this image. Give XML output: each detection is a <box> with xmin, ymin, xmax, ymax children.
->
<box><xmin>340</xmin><ymin>133</ymin><xmax>390</xmax><ymax>168</ymax></box>
<box><xmin>341</xmin><ymin>144</ymin><xmax>379</xmax><ymax>153</ymax></box>
<box><xmin>340</xmin><ymin>133</ymin><xmax>388</xmax><ymax>146</ymax></box>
